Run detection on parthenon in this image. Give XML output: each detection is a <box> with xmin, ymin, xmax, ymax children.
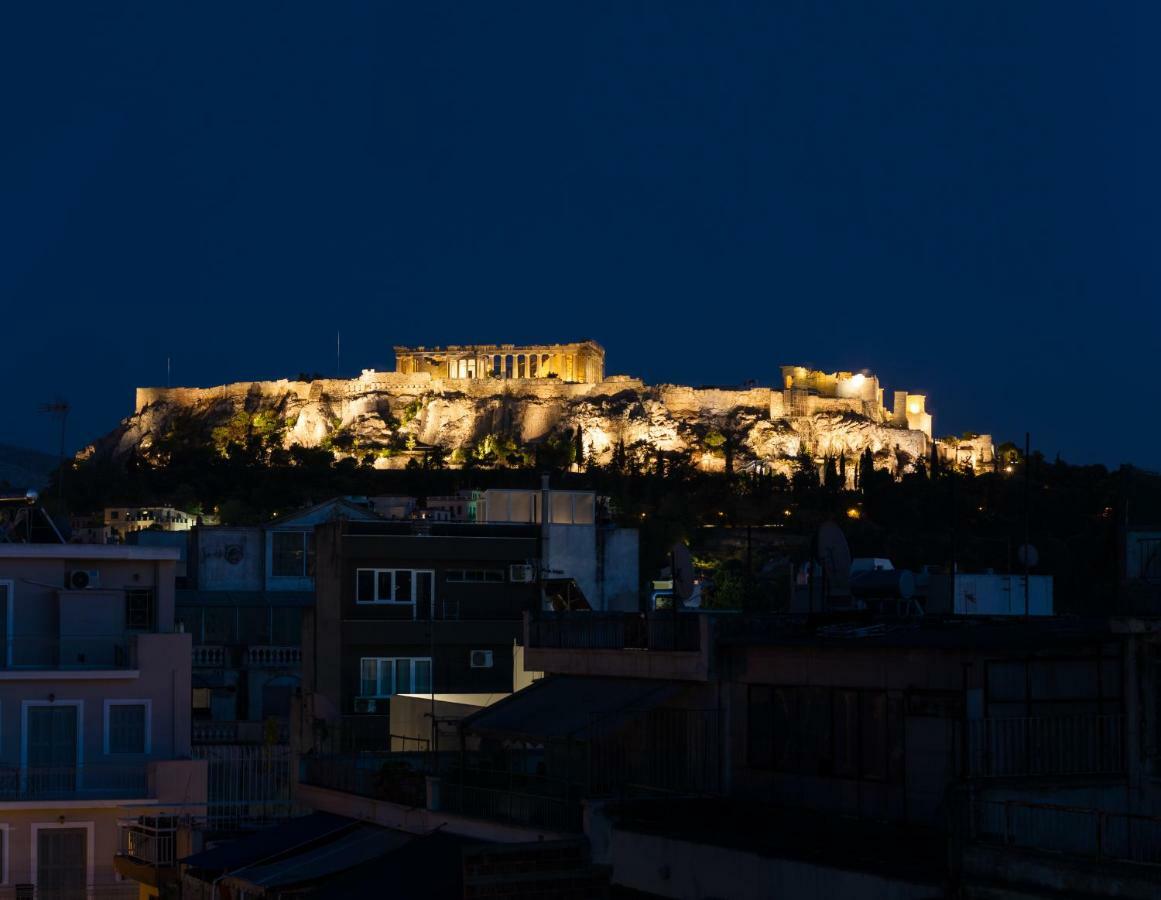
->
<box><xmin>393</xmin><ymin>340</ymin><xmax>606</xmax><ymax>383</ymax></box>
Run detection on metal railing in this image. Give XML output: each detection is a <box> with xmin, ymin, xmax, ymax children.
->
<box><xmin>299</xmin><ymin>753</ymin><xmax>429</xmax><ymax>807</ymax></box>
<box><xmin>1</xmin><ymin>635</ymin><xmax>135</xmax><ymax>670</ymax></box>
<box><xmin>119</xmin><ymin>818</ymin><xmax>177</xmax><ymax>867</ymax></box>
<box><xmin>528</xmin><ymin>613</ymin><xmax>701</xmax><ymax>652</ymax></box>
<box><xmin>966</xmin><ymin>715</ymin><xmax>1125</xmax><ymax>777</ymax></box>
<box><xmin>439</xmin><ymin>780</ymin><xmax>581</xmax><ymax>833</ymax></box>
<box><xmin>972</xmin><ymin>799</ymin><xmax>1161</xmax><ymax>866</ymax></box>
<box><xmin>0</xmin><ymin>764</ymin><xmax>148</xmax><ymax>800</ymax></box>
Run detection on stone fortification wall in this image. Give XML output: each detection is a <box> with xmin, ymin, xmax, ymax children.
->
<box><xmin>658</xmin><ymin>385</ymin><xmax>774</xmax><ymax>417</ymax></box>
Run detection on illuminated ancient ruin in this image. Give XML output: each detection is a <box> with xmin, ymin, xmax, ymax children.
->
<box><xmin>113</xmin><ymin>339</ymin><xmax>992</xmax><ymax>477</ymax></box>
<box><xmin>394</xmin><ymin>341</ymin><xmax>605</xmax><ymax>384</ymax></box>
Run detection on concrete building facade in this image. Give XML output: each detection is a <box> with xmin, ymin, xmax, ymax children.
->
<box><xmin>0</xmin><ymin>544</ymin><xmax>205</xmax><ymax>896</ymax></box>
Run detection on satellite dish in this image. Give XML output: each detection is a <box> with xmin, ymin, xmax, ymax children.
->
<box><xmin>671</xmin><ymin>543</ymin><xmax>695</xmax><ymax>602</ymax></box>
<box><xmin>815</xmin><ymin>521</ymin><xmax>852</xmax><ymax>598</ymax></box>
<box><xmin>1016</xmin><ymin>544</ymin><xmax>1039</xmax><ymax>568</ymax></box>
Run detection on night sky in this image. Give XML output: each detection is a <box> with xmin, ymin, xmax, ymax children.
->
<box><xmin>2</xmin><ymin>3</ymin><xmax>1158</xmax><ymax>467</ymax></box>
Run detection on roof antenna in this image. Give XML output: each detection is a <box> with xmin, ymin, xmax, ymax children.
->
<box><xmin>38</xmin><ymin>398</ymin><xmax>70</xmax><ymax>502</ymax></box>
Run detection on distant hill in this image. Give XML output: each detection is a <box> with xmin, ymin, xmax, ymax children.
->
<box><xmin>0</xmin><ymin>443</ymin><xmax>56</xmax><ymax>490</ymax></box>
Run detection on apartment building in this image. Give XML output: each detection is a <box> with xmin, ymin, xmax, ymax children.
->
<box><xmin>300</xmin><ymin>493</ymin><xmax>638</xmax><ymax>751</ymax></box>
<box><xmin>0</xmin><ymin>544</ymin><xmax>204</xmax><ymax>897</ymax></box>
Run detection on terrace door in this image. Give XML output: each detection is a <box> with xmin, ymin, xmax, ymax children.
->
<box><xmin>27</xmin><ymin>705</ymin><xmax>78</xmax><ymax>796</ymax></box>
<box><xmin>37</xmin><ymin>827</ymin><xmax>87</xmax><ymax>900</ymax></box>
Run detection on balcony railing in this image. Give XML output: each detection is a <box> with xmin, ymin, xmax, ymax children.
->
<box><xmin>971</xmin><ymin>799</ymin><xmax>1161</xmax><ymax>866</ymax></box>
<box><xmin>966</xmin><ymin>715</ymin><xmax>1125</xmax><ymax>777</ymax></box>
<box><xmin>528</xmin><ymin>613</ymin><xmax>701</xmax><ymax>652</ymax></box>
<box><xmin>119</xmin><ymin>817</ymin><xmax>177</xmax><ymax>867</ymax></box>
<box><xmin>192</xmin><ymin>719</ymin><xmax>290</xmax><ymax>745</ymax></box>
<box><xmin>192</xmin><ymin>645</ymin><xmax>226</xmax><ymax>667</ymax></box>
<box><xmin>0</xmin><ymin>764</ymin><xmax>149</xmax><ymax>800</ymax></box>
<box><xmin>247</xmin><ymin>645</ymin><xmax>301</xmax><ymax>667</ymax></box>
<box><xmin>1</xmin><ymin>635</ymin><xmax>136</xmax><ymax>670</ymax></box>
<box><xmin>300</xmin><ymin>754</ymin><xmax>428</xmax><ymax>807</ymax></box>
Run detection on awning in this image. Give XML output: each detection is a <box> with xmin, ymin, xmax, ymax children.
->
<box><xmin>181</xmin><ymin>812</ymin><xmax>353</xmax><ymax>871</ymax></box>
<box><xmin>219</xmin><ymin>826</ymin><xmax>412</xmax><ymax>893</ymax></box>
<box><xmin>462</xmin><ymin>675</ymin><xmax>679</xmax><ymax>741</ymax></box>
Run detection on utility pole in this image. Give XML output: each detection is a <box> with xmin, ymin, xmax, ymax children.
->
<box><xmin>39</xmin><ymin>399</ymin><xmax>70</xmax><ymax>502</ymax></box>
<box><xmin>1023</xmin><ymin>432</ymin><xmax>1031</xmax><ymax>620</ymax></box>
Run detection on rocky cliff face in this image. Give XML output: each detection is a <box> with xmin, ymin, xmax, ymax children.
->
<box><xmin>85</xmin><ymin>373</ymin><xmax>934</xmax><ymax>477</ymax></box>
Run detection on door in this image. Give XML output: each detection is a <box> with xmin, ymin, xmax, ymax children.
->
<box><xmin>27</xmin><ymin>706</ymin><xmax>78</xmax><ymax>796</ymax></box>
<box><xmin>37</xmin><ymin>827</ymin><xmax>87</xmax><ymax>900</ymax></box>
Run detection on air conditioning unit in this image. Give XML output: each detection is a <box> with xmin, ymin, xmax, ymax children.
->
<box><xmin>509</xmin><ymin>564</ymin><xmax>535</xmax><ymax>583</ymax></box>
<box><xmin>66</xmin><ymin>570</ymin><xmax>100</xmax><ymax>590</ymax></box>
<box><xmin>353</xmin><ymin>697</ymin><xmax>379</xmax><ymax>713</ymax></box>
<box><xmin>470</xmin><ymin>650</ymin><xmax>494</xmax><ymax>669</ymax></box>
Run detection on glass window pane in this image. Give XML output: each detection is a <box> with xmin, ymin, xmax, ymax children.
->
<box><xmin>360</xmin><ymin>659</ymin><xmax>377</xmax><ymax>696</ymax></box>
<box><xmin>377</xmin><ymin>571</ymin><xmax>392</xmax><ymax>602</ymax></box>
<box><xmin>414</xmin><ymin>659</ymin><xmax>432</xmax><ymax>694</ymax></box>
<box><xmin>357</xmin><ymin>570</ymin><xmax>375</xmax><ymax>603</ymax></box>
<box><xmin>395</xmin><ymin>659</ymin><xmax>412</xmax><ymax>694</ymax></box>
<box><xmin>109</xmin><ymin>704</ymin><xmax>146</xmax><ymax>754</ymax></box>
<box><xmin>272</xmin><ymin>532</ymin><xmax>305</xmax><ymax>577</ymax></box>
<box><xmin>395</xmin><ymin>570</ymin><xmax>412</xmax><ymax>603</ymax></box>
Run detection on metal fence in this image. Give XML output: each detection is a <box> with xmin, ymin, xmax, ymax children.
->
<box><xmin>528</xmin><ymin>613</ymin><xmax>701</xmax><ymax>651</ymax></box>
<box><xmin>192</xmin><ymin>744</ymin><xmax>291</xmax><ymax>820</ymax></box>
<box><xmin>972</xmin><ymin>799</ymin><xmax>1161</xmax><ymax>866</ymax></box>
<box><xmin>299</xmin><ymin>753</ymin><xmax>428</xmax><ymax>807</ymax></box>
<box><xmin>966</xmin><ymin>715</ymin><xmax>1124</xmax><ymax>777</ymax></box>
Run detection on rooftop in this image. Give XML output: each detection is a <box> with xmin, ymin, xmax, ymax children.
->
<box><xmin>0</xmin><ymin>544</ymin><xmax>180</xmax><ymax>561</ymax></box>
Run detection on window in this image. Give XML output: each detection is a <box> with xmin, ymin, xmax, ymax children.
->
<box><xmin>272</xmin><ymin>531</ymin><xmax>315</xmax><ymax>578</ymax></box>
<box><xmin>125</xmin><ymin>590</ymin><xmax>154</xmax><ymax>631</ymax></box>
<box><xmin>105</xmin><ymin>702</ymin><xmax>149</xmax><ymax>755</ymax></box>
<box><xmin>445</xmin><ymin>569</ymin><xmax>504</xmax><ymax>583</ymax></box>
<box><xmin>355</xmin><ymin>569</ymin><xmax>435</xmax><ymax>609</ymax></box>
<box><xmin>359</xmin><ymin>657</ymin><xmax>432</xmax><ymax>697</ymax></box>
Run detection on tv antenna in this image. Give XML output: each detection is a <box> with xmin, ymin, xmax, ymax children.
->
<box><xmin>38</xmin><ymin>398</ymin><xmax>70</xmax><ymax>501</ymax></box>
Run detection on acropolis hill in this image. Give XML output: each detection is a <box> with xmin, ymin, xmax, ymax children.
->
<box><xmin>97</xmin><ymin>340</ymin><xmax>993</xmax><ymax>478</ymax></box>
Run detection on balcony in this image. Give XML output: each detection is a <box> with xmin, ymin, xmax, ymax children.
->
<box><xmin>0</xmin><ymin>764</ymin><xmax>148</xmax><ymax>801</ymax></box>
<box><xmin>524</xmin><ymin>612</ymin><xmax>710</xmax><ymax>680</ymax></box>
<box><xmin>192</xmin><ymin>645</ymin><xmax>227</xmax><ymax>667</ymax></box>
<box><xmin>247</xmin><ymin>645</ymin><xmax>301</xmax><ymax>667</ymax></box>
<box><xmin>966</xmin><ymin>715</ymin><xmax>1125</xmax><ymax>778</ymax></box>
<box><xmin>0</xmin><ymin>634</ymin><xmax>135</xmax><ymax>671</ymax></box>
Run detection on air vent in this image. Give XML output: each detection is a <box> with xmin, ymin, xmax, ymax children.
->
<box><xmin>509</xmin><ymin>564</ymin><xmax>535</xmax><ymax>583</ymax></box>
<box><xmin>66</xmin><ymin>570</ymin><xmax>100</xmax><ymax>590</ymax></box>
<box><xmin>470</xmin><ymin>650</ymin><xmax>494</xmax><ymax>669</ymax></box>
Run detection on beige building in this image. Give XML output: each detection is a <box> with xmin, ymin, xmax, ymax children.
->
<box><xmin>0</xmin><ymin>544</ymin><xmax>205</xmax><ymax>897</ymax></box>
<box><xmin>394</xmin><ymin>340</ymin><xmax>605</xmax><ymax>383</ymax></box>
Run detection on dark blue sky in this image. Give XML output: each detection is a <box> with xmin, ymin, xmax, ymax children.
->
<box><xmin>2</xmin><ymin>3</ymin><xmax>1158</xmax><ymax>466</ymax></box>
